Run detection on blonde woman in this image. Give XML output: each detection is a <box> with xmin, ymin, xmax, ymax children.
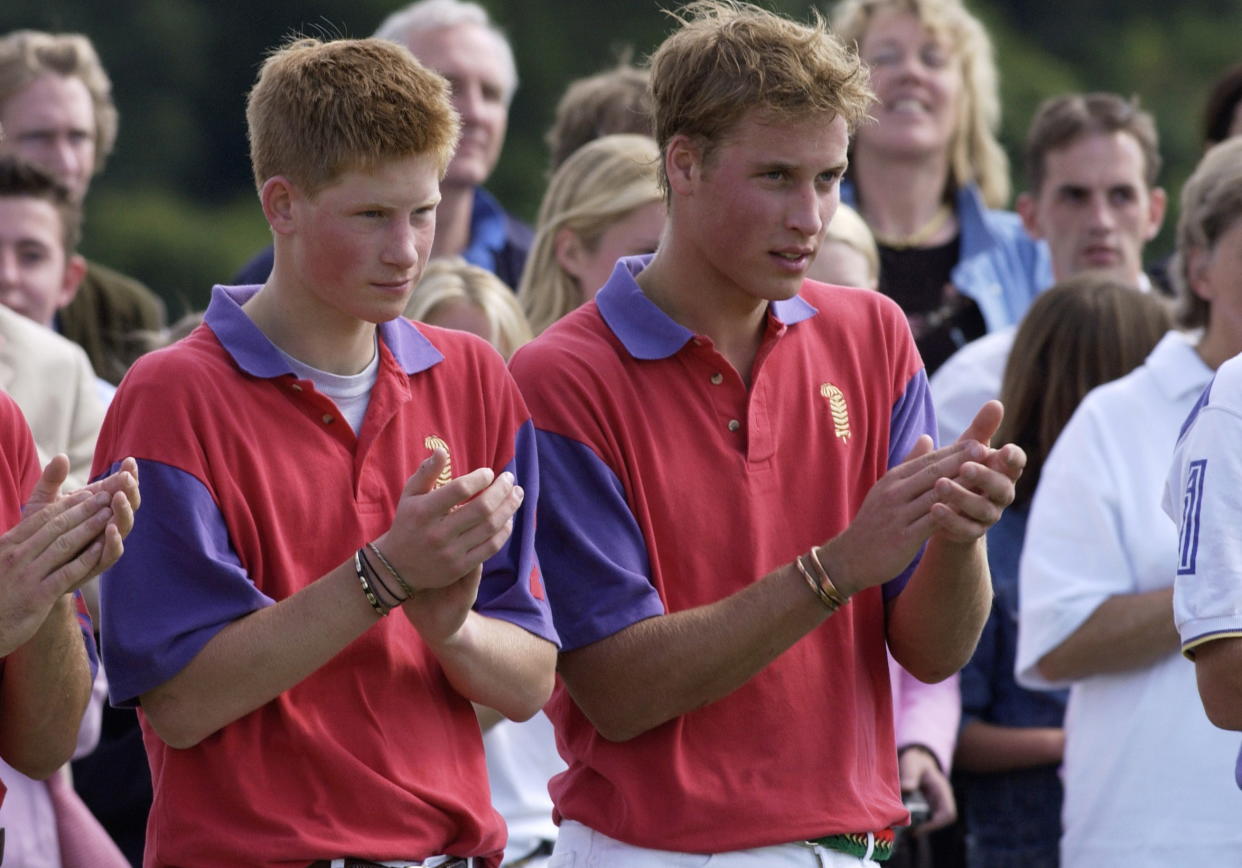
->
<box><xmin>405</xmin><ymin>258</ymin><xmax>533</xmax><ymax>360</ymax></box>
<box><xmin>518</xmin><ymin>133</ymin><xmax>664</xmax><ymax>335</ymax></box>
<box><xmin>833</xmin><ymin>0</ymin><xmax>1050</xmax><ymax>372</ymax></box>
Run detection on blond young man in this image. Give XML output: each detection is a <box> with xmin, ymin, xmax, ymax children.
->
<box><xmin>509</xmin><ymin>3</ymin><xmax>1022</xmax><ymax>866</ymax></box>
<box><xmin>93</xmin><ymin>37</ymin><xmax>556</xmax><ymax>868</ymax></box>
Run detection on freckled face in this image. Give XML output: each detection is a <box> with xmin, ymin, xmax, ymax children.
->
<box><xmin>288</xmin><ymin>153</ymin><xmax>442</xmax><ymax>326</ymax></box>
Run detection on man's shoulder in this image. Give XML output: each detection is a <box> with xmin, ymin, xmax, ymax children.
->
<box><xmin>0</xmin><ymin>304</ymin><xmax>94</xmax><ymax>374</ymax></box>
<box><xmin>934</xmin><ymin>328</ymin><xmax>1015</xmax><ymax>384</ymax></box>
<box><xmin>511</xmin><ymin>304</ymin><xmax>614</xmax><ymax>373</ymax></box>
<box><xmin>116</xmin><ymin>326</ymin><xmax>228</xmax><ymax>397</ymax></box>
<box><xmin>81</xmin><ymin>259</ymin><xmax>165</xmax><ymax>321</ymax></box>
<box><xmin>1209</xmin><ymin>353</ymin><xmax>1242</xmax><ymax>409</ymax></box>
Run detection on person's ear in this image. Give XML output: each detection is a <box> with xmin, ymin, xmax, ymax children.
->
<box><xmin>665</xmin><ymin>134</ymin><xmax>702</xmax><ymax>196</ymax></box>
<box><xmin>260</xmin><ymin>176</ymin><xmax>300</xmax><ymax>235</ymax></box>
<box><xmin>57</xmin><ymin>253</ymin><xmax>87</xmax><ymax>310</ymax></box>
<box><xmin>1016</xmin><ymin>192</ymin><xmax>1042</xmax><ymax>239</ymax></box>
<box><xmin>553</xmin><ymin>226</ymin><xmax>587</xmax><ymax>281</ymax></box>
<box><xmin>1145</xmin><ymin>186</ymin><xmax>1168</xmax><ymax>241</ymax></box>
<box><xmin>1187</xmin><ymin>245</ymin><xmax>1214</xmax><ymax>303</ymax></box>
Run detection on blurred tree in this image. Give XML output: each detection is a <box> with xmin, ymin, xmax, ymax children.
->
<box><xmin>0</xmin><ymin>0</ymin><xmax>1236</xmax><ymax>314</ymax></box>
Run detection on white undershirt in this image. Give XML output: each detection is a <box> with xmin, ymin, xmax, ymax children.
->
<box><xmin>279</xmin><ymin>339</ymin><xmax>379</xmax><ymax>434</ymax></box>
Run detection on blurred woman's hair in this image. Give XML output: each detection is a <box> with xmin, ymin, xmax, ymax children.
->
<box><xmin>518</xmin><ymin>133</ymin><xmax>661</xmax><ymax>335</ymax></box>
<box><xmin>406</xmin><ymin>258</ymin><xmax>532</xmax><ymax>359</ymax></box>
<box><xmin>997</xmin><ymin>272</ymin><xmax>1172</xmax><ymax>507</ymax></box>
<box><xmin>825</xmin><ymin>203</ymin><xmax>880</xmax><ymax>285</ymax></box>
<box><xmin>833</xmin><ymin>0</ymin><xmax>1009</xmax><ymax>208</ymax></box>
<box><xmin>1170</xmin><ymin>137</ymin><xmax>1242</xmax><ymax>330</ymax></box>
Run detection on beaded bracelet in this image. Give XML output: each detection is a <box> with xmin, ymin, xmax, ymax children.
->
<box><xmin>354</xmin><ymin>548</ymin><xmax>390</xmax><ymax>617</ymax></box>
<box><xmin>366</xmin><ymin>541</ymin><xmax>415</xmax><ymax>599</ymax></box>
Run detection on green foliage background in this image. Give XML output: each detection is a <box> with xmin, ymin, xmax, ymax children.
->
<box><xmin>2</xmin><ymin>0</ymin><xmax>1239</xmax><ymax>317</ymax></box>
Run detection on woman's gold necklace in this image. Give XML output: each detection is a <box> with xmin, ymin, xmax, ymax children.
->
<box><xmin>872</xmin><ymin>202</ymin><xmax>953</xmax><ymax>250</ymax></box>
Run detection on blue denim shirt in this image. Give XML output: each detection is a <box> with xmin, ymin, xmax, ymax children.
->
<box><xmin>959</xmin><ymin>504</ymin><xmax>1067</xmax><ymax>865</ymax></box>
<box><xmin>841</xmin><ymin>182</ymin><xmax>1052</xmax><ymax>333</ymax></box>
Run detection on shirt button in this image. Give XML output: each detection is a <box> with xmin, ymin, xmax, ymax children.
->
<box><xmin>322</xmin><ymin>414</ymin><xmax>334</xmax><ymax>424</ymax></box>
<box><xmin>727</xmin><ymin>419</ymin><xmax>741</xmax><ymax>432</ymax></box>
<box><xmin>291</xmin><ymin>383</ymin><xmax>303</xmax><ymax>392</ymax></box>
<box><xmin>710</xmin><ymin>373</ymin><xmax>724</xmax><ymax>385</ymax></box>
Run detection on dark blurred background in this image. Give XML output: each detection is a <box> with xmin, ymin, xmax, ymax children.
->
<box><xmin>2</xmin><ymin>0</ymin><xmax>1238</xmax><ymax>317</ymax></box>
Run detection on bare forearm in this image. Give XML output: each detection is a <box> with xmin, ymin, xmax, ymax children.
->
<box><xmin>954</xmin><ymin>719</ymin><xmax>1064</xmax><ymax>773</ymax></box>
<box><xmin>1192</xmin><ymin>637</ymin><xmax>1242</xmax><ymax>730</ymax></box>
<box><xmin>560</xmin><ymin>562</ymin><xmax>830</xmax><ymax>742</ymax></box>
<box><xmin>431</xmin><ymin>614</ymin><xmax>556</xmax><ymax>722</ymax></box>
<box><xmin>887</xmin><ymin>536</ymin><xmax>991</xmax><ymax>683</ymax></box>
<box><xmin>1036</xmin><ymin>588</ymin><xmax>1177</xmax><ymax>683</ymax></box>
<box><xmin>0</xmin><ymin>595</ymin><xmax>92</xmax><ymax>778</ymax></box>
<box><xmin>140</xmin><ymin>559</ymin><xmax>378</xmax><ymax>748</ymax></box>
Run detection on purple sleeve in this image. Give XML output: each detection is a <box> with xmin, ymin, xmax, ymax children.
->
<box><xmin>534</xmin><ymin>430</ymin><xmax>666</xmax><ymax>652</ymax></box>
<box><xmin>99</xmin><ymin>459</ymin><xmax>274</xmax><ymax>707</ymax></box>
<box><xmin>475</xmin><ymin>420</ymin><xmax>559</xmax><ymax>645</ymax></box>
<box><xmin>73</xmin><ymin>592</ymin><xmax>98</xmax><ymax>681</ymax></box>
<box><xmin>883</xmin><ymin>369</ymin><xmax>938</xmax><ymax>599</ymax></box>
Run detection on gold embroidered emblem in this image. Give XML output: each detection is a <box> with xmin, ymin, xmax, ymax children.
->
<box><xmin>424</xmin><ymin>435</ymin><xmax>453</xmax><ymax>487</ymax></box>
<box><xmin>820</xmin><ymin>383</ymin><xmax>851</xmax><ymax>443</ymax></box>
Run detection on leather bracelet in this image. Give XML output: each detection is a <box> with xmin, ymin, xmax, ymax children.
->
<box><xmin>354</xmin><ymin>549</ymin><xmax>390</xmax><ymax>617</ymax></box>
<box><xmin>360</xmin><ymin>546</ymin><xmax>406</xmax><ymax>607</ymax></box>
<box><xmin>366</xmin><ymin>541</ymin><xmax>415</xmax><ymax>598</ymax></box>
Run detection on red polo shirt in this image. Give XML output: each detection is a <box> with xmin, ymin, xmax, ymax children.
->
<box><xmin>95</xmin><ymin>286</ymin><xmax>556</xmax><ymax>868</ymax></box>
<box><xmin>509</xmin><ymin>256</ymin><xmax>935</xmax><ymax>853</ymax></box>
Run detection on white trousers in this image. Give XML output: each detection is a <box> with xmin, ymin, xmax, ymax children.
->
<box><xmin>548</xmin><ymin>821</ymin><xmax>882</xmax><ymax>868</ymax></box>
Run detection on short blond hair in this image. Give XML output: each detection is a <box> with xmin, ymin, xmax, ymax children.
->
<box><xmin>406</xmin><ymin>258</ymin><xmax>533</xmax><ymax>359</ymax></box>
<box><xmin>518</xmin><ymin>134</ymin><xmax>662</xmax><ymax>335</ymax></box>
<box><xmin>0</xmin><ymin>31</ymin><xmax>118</xmax><ymax>175</ymax></box>
<box><xmin>1170</xmin><ymin>137</ymin><xmax>1242</xmax><ymax>329</ymax></box>
<box><xmin>246</xmin><ymin>37</ymin><xmax>460</xmax><ymax>194</ymax></box>
<box><xmin>649</xmin><ymin>0</ymin><xmax>872</xmax><ymax>193</ymax></box>
<box><xmin>834</xmin><ymin>0</ymin><xmax>1010</xmax><ymax>208</ymax></box>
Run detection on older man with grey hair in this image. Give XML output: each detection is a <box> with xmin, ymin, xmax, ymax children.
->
<box><xmin>233</xmin><ymin>0</ymin><xmax>532</xmax><ymax>289</ymax></box>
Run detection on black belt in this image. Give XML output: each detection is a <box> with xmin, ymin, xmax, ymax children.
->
<box><xmin>506</xmin><ymin>840</ymin><xmax>554</xmax><ymax>866</ymax></box>
<box><xmin>307</xmin><ymin>860</ymin><xmax>470</xmax><ymax>868</ymax></box>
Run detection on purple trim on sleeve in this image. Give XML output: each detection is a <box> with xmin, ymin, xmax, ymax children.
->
<box><xmin>535</xmin><ymin>430</ymin><xmax>666</xmax><ymax>652</ymax></box>
<box><xmin>475</xmin><ymin>420</ymin><xmax>559</xmax><ymax>645</ymax></box>
<box><xmin>100</xmin><ymin>459</ymin><xmax>274</xmax><ymax>707</ymax></box>
<box><xmin>74</xmin><ymin>592</ymin><xmax>98</xmax><ymax>681</ymax></box>
<box><xmin>883</xmin><ymin>368</ymin><xmax>938</xmax><ymax>599</ymax></box>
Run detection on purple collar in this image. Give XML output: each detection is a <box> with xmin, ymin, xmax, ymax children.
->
<box><xmin>204</xmin><ymin>285</ymin><xmax>445</xmax><ymax>377</ymax></box>
<box><xmin>595</xmin><ymin>255</ymin><xmax>818</xmax><ymax>360</ymax></box>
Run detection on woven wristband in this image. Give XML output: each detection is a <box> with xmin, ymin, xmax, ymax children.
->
<box><xmin>359</xmin><ymin>546</ymin><xmax>405</xmax><ymax>607</ymax></box>
<box><xmin>354</xmin><ymin>549</ymin><xmax>389</xmax><ymax>617</ymax></box>
<box><xmin>366</xmin><ymin>542</ymin><xmax>415</xmax><ymax>599</ymax></box>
